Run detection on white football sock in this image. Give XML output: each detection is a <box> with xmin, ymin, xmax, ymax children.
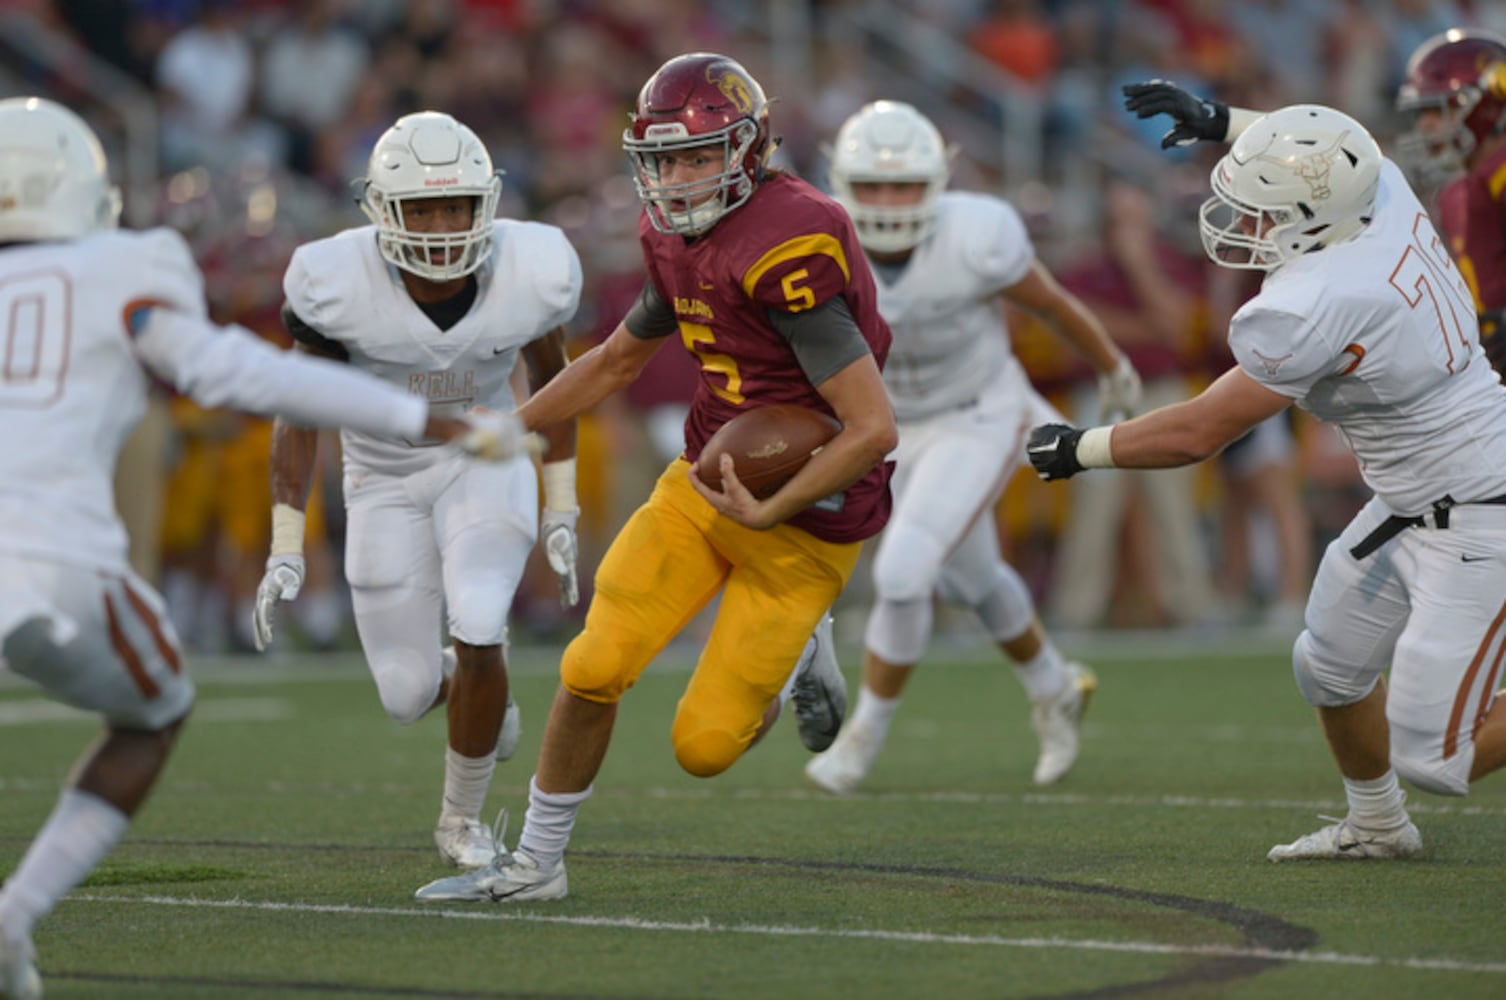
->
<box><xmin>1014</xmin><ymin>642</ymin><xmax>1069</xmax><ymax>703</ymax></box>
<box><xmin>849</xmin><ymin>686</ymin><xmax>899</xmax><ymax>738</ymax></box>
<box><xmin>439</xmin><ymin>747</ymin><xmax>495</xmax><ymax>823</ymax></box>
<box><xmin>1343</xmin><ymin>770</ymin><xmax>1410</xmax><ymax>831</ymax></box>
<box><xmin>516</xmin><ymin>777</ymin><xmax>592</xmax><ymax>870</ymax></box>
<box><xmin>0</xmin><ymin>789</ymin><xmax>128</xmax><ymax>941</ymax></box>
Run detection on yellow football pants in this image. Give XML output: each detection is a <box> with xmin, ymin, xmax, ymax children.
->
<box><xmin>561</xmin><ymin>460</ymin><xmax>862</xmax><ymax>777</ymax></box>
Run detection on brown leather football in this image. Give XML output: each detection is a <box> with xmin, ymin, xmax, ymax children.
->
<box><xmin>695</xmin><ymin>404</ymin><xmax>842</xmax><ymax>499</ymax></box>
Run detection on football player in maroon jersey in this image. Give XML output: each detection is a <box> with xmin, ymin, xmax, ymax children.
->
<box><xmin>416</xmin><ymin>52</ymin><xmax>898</xmax><ymax>903</ymax></box>
<box><xmin>1396</xmin><ymin>28</ymin><xmax>1506</xmax><ymax>374</ymax></box>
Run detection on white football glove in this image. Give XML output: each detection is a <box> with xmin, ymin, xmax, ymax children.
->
<box><xmin>252</xmin><ymin>553</ymin><xmax>305</xmax><ymax>652</ymax></box>
<box><xmin>1098</xmin><ymin>357</ymin><xmax>1143</xmax><ymax>424</ymax></box>
<box><xmin>458</xmin><ymin>410</ymin><xmax>537</xmax><ymax>462</ymax></box>
<box><xmin>541</xmin><ymin>507</ymin><xmax>580</xmax><ymax>608</ymax></box>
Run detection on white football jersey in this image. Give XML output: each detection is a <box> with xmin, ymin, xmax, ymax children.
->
<box><xmin>871</xmin><ymin>191</ymin><xmax>1034</xmax><ymax>420</ymax></box>
<box><xmin>0</xmin><ymin>228</ymin><xmax>429</xmax><ymax>574</ymax></box>
<box><xmin>284</xmin><ymin>220</ymin><xmax>582</xmax><ymax>478</ymax></box>
<box><xmin>1229</xmin><ymin>159</ymin><xmax>1506</xmax><ymax>514</ymax></box>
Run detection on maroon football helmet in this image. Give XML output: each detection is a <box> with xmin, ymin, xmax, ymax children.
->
<box><xmin>622</xmin><ymin>52</ymin><xmax>772</xmax><ymax>236</ymax></box>
<box><xmin>1396</xmin><ymin>29</ymin><xmax>1506</xmax><ymax>183</ymax></box>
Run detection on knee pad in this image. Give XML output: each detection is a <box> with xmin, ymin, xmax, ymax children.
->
<box><xmin>446</xmin><ymin>582</ymin><xmax>509</xmax><ymax>648</ymax></box>
<box><xmin>670</xmin><ymin>695</ymin><xmax>754</xmax><ymax>778</ymax></box>
<box><xmin>444</xmin><ymin>529</ymin><xmax>528</xmax><ymax>647</ymax></box>
<box><xmin>969</xmin><ymin>564</ymin><xmax>1036</xmax><ymax>641</ymax></box>
<box><xmin>871</xmin><ymin>525</ymin><xmax>947</xmax><ymax>604</ymax></box>
<box><xmin>1291</xmin><ymin>630</ymin><xmax>1377</xmax><ymax>707</ymax></box>
<box><xmin>864</xmin><ymin>597</ymin><xmax>933</xmax><ymax>666</ymax></box>
<box><xmin>559</xmin><ymin>628</ymin><xmax>640</xmax><ymax>704</ymax></box>
<box><xmin>1390</xmin><ymin>704</ymin><xmax>1472</xmax><ymax>797</ymax></box>
<box><xmin>370</xmin><ymin>650</ymin><xmax>441</xmax><ymax>725</ymax></box>
<box><xmin>1391</xmin><ymin>744</ymin><xmax>1471</xmax><ymax>797</ymax></box>
<box><xmin>671</xmin><ymin>724</ymin><xmax>742</xmax><ymax>778</ymax></box>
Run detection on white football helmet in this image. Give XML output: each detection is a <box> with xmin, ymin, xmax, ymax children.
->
<box><xmin>1200</xmin><ymin>104</ymin><xmax>1381</xmax><ymax>271</ymax></box>
<box><xmin>827</xmin><ymin>100</ymin><xmax>954</xmax><ymax>254</ymax></box>
<box><xmin>0</xmin><ymin>97</ymin><xmax>121</xmax><ymax>242</ymax></box>
<box><xmin>359</xmin><ymin>111</ymin><xmax>502</xmax><ymax>281</ymax></box>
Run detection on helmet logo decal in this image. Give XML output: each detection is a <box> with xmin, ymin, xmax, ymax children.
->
<box><xmin>1483</xmin><ymin>60</ymin><xmax>1506</xmax><ymax>99</ymax></box>
<box><xmin>706</xmin><ymin>64</ymin><xmax>754</xmax><ymax>113</ymax></box>
<box><xmin>1255</xmin><ymin>131</ymin><xmax>1354</xmax><ymax>203</ymax></box>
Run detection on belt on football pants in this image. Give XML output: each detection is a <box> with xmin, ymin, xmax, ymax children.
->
<box><xmin>1349</xmin><ymin>492</ymin><xmax>1506</xmax><ymax>560</ymax></box>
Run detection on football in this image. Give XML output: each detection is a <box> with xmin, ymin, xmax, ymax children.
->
<box><xmin>695</xmin><ymin>404</ymin><xmax>842</xmax><ymax>499</ymax></box>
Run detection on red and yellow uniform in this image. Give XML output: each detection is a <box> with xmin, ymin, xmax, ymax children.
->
<box><xmin>561</xmin><ymin>173</ymin><xmax>893</xmax><ymax>776</ymax></box>
<box><xmin>1434</xmin><ymin>141</ymin><xmax>1506</xmax><ymax>369</ymax></box>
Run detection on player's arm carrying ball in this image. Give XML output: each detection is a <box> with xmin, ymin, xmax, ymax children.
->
<box><xmin>688</xmin><ymin>350</ymin><xmax>896</xmax><ymax>531</ymax></box>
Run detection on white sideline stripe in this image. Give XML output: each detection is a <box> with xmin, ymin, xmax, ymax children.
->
<box><xmin>70</xmin><ymin>893</ymin><xmax>1506</xmax><ymax>975</ymax></box>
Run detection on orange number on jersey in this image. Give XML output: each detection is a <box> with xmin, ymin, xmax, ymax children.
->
<box><xmin>1388</xmin><ymin>213</ymin><xmax>1474</xmax><ymax>374</ymax></box>
<box><xmin>678</xmin><ymin>321</ymin><xmax>745</xmax><ymax>405</ymax></box>
<box><xmin>0</xmin><ymin>270</ymin><xmax>71</xmax><ymax>408</ymax></box>
<box><xmin>781</xmin><ymin>268</ymin><xmax>816</xmax><ymax>312</ymax></box>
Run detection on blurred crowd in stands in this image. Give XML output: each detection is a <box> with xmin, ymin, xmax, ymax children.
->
<box><xmin>2</xmin><ymin>0</ymin><xmax>1500</xmax><ymax>651</ymax></box>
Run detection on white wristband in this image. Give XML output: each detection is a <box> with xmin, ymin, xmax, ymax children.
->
<box><xmin>1075</xmin><ymin>427</ymin><xmax>1116</xmax><ymax>469</ymax></box>
<box><xmin>270</xmin><ymin>502</ymin><xmax>306</xmax><ymax>556</ymax></box>
<box><xmin>1225</xmin><ymin>106</ymin><xmax>1262</xmax><ymax>142</ymax></box>
<box><xmin>541</xmin><ymin>458</ymin><xmax>578</xmax><ymax>513</ymax></box>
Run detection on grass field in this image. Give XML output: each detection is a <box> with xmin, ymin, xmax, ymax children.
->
<box><xmin>2</xmin><ymin>630</ymin><xmax>1504</xmax><ymax>999</ymax></box>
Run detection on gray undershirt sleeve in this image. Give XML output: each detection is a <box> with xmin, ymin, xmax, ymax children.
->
<box><xmin>624</xmin><ymin>279</ymin><xmax>680</xmax><ymax>340</ymax></box>
<box><xmin>766</xmin><ymin>296</ymin><xmax>872</xmax><ymax>386</ymax></box>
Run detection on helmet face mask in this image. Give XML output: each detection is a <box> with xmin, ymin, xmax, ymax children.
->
<box><xmin>360</xmin><ymin>111</ymin><xmax>502</xmax><ymax>281</ymax></box>
<box><xmin>1199</xmin><ymin>105</ymin><xmax>1382</xmax><ymax>272</ymax></box>
<box><xmin>827</xmin><ymin>100</ymin><xmax>953</xmax><ymax>254</ymax></box>
<box><xmin>0</xmin><ymin>97</ymin><xmax>121</xmax><ymax>242</ymax></box>
<box><xmin>623</xmin><ymin>53</ymin><xmax>771</xmax><ymax>237</ymax></box>
<box><xmin>1396</xmin><ymin>29</ymin><xmax>1506</xmax><ymax>185</ymax></box>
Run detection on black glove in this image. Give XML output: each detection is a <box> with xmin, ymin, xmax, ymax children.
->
<box><xmin>1027</xmin><ymin>423</ymin><xmax>1086</xmax><ymax>481</ymax></box>
<box><xmin>1122</xmin><ymin>79</ymin><xmax>1230</xmax><ymax>149</ymax></box>
<box><xmin>1481</xmin><ymin>309</ymin><xmax>1506</xmax><ymax>376</ymax></box>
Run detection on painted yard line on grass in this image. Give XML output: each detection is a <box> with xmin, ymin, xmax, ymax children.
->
<box><xmin>631</xmin><ymin>784</ymin><xmax>1506</xmax><ymax>818</ymax></box>
<box><xmin>0</xmin><ymin>697</ymin><xmax>293</xmax><ymax>727</ymax></box>
<box><xmin>2</xmin><ymin>776</ymin><xmax>1502</xmax><ymax>818</ymax></box>
<box><xmin>71</xmin><ymin>893</ymin><xmax>1506</xmax><ymax>975</ymax></box>
<box><xmin>0</xmin><ymin>628</ymin><xmax>1300</xmax><ymax>691</ymax></box>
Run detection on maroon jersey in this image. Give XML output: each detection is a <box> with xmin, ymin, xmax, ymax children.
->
<box><xmin>1434</xmin><ymin>142</ymin><xmax>1506</xmax><ymax>312</ymax></box>
<box><xmin>637</xmin><ymin>172</ymin><xmax>893</xmax><ymax>543</ymax></box>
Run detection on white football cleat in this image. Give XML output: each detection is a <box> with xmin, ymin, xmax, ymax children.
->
<box><xmin>805</xmin><ymin>719</ymin><xmax>884</xmax><ymax>795</ymax></box>
<box><xmin>415</xmin><ymin>847</ymin><xmax>567</xmax><ymax>903</ymax></box>
<box><xmin>1267</xmin><ymin>816</ymin><xmax>1422</xmax><ymax>862</ymax></box>
<box><xmin>433</xmin><ymin>815</ymin><xmax>498</xmax><ymax>869</ymax></box>
<box><xmin>0</xmin><ymin>932</ymin><xmax>40</xmax><ymax>1000</ymax></box>
<box><xmin>495</xmin><ymin>694</ymin><xmax>521</xmax><ymax>762</ymax></box>
<box><xmin>1030</xmin><ymin>662</ymin><xmax>1097</xmax><ymax>786</ymax></box>
<box><xmin>791</xmin><ymin>615</ymin><xmax>846</xmax><ymax>752</ymax></box>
